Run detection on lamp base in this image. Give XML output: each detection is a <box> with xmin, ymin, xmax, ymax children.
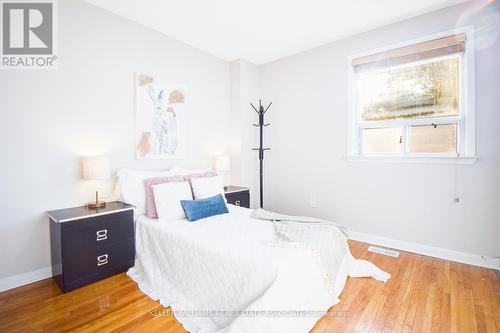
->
<box><xmin>86</xmin><ymin>201</ymin><xmax>106</xmax><ymax>209</ymax></box>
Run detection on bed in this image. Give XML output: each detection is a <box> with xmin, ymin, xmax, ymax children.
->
<box><xmin>127</xmin><ymin>204</ymin><xmax>389</xmax><ymax>333</ymax></box>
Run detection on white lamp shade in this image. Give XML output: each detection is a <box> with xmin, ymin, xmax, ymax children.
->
<box><xmin>82</xmin><ymin>156</ymin><xmax>110</xmax><ymax>180</ymax></box>
<box><xmin>214</xmin><ymin>155</ymin><xmax>231</xmax><ymax>172</ymax></box>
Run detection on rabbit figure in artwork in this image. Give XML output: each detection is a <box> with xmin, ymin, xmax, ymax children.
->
<box><xmin>165</xmin><ymin>106</ymin><xmax>178</xmax><ymax>155</ymax></box>
<box><xmin>148</xmin><ymin>86</ymin><xmax>169</xmax><ymax>154</ymax></box>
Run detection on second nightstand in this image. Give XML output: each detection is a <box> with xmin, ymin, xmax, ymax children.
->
<box><xmin>47</xmin><ymin>202</ymin><xmax>135</xmax><ymax>293</ymax></box>
<box><xmin>224</xmin><ymin>186</ymin><xmax>250</xmax><ymax>208</ymax></box>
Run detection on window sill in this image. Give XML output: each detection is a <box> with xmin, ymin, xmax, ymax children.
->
<box><xmin>345</xmin><ymin>155</ymin><xmax>479</xmax><ymax>165</ymax></box>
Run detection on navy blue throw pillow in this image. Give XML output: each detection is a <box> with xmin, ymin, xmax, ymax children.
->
<box><xmin>180</xmin><ymin>194</ymin><xmax>229</xmax><ymax>222</ymax></box>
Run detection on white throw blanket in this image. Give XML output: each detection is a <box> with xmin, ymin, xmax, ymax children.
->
<box><xmin>128</xmin><ymin>206</ymin><xmax>390</xmax><ymax>333</ymax></box>
<box><xmin>252</xmin><ymin>208</ymin><xmax>391</xmax><ymax>290</ymax></box>
<box><xmin>252</xmin><ymin>208</ymin><xmax>350</xmax><ymax>237</ymax></box>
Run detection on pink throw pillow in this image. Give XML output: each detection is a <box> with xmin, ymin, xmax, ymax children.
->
<box><xmin>144</xmin><ymin>175</ymin><xmax>185</xmax><ymax>219</ymax></box>
<box><xmin>183</xmin><ymin>170</ymin><xmax>217</xmax><ymax>182</ymax></box>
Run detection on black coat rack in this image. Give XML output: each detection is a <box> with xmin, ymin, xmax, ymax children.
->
<box><xmin>251</xmin><ymin>99</ymin><xmax>272</xmax><ymax>208</ymax></box>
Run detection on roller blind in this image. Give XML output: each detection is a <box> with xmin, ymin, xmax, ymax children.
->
<box><xmin>352</xmin><ymin>33</ymin><xmax>465</xmax><ymax>72</ymax></box>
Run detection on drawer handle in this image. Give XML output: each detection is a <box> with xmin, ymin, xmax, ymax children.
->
<box><xmin>96</xmin><ymin>229</ymin><xmax>108</xmax><ymax>241</ymax></box>
<box><xmin>235</xmin><ymin>200</ymin><xmax>241</xmax><ymax>206</ymax></box>
<box><xmin>97</xmin><ymin>254</ymin><xmax>108</xmax><ymax>266</ymax></box>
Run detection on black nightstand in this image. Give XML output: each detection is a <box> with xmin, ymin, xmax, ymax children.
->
<box><xmin>224</xmin><ymin>186</ymin><xmax>250</xmax><ymax>208</ymax></box>
<box><xmin>47</xmin><ymin>202</ymin><xmax>135</xmax><ymax>292</ymax></box>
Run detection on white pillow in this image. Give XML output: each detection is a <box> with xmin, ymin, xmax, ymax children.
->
<box><xmin>190</xmin><ymin>175</ymin><xmax>226</xmax><ymax>201</ymax></box>
<box><xmin>152</xmin><ymin>181</ymin><xmax>192</xmax><ymax>220</ymax></box>
<box><xmin>116</xmin><ymin>168</ymin><xmax>174</xmax><ymax>215</ymax></box>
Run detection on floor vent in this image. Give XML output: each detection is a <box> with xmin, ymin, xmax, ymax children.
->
<box><xmin>368</xmin><ymin>246</ymin><xmax>400</xmax><ymax>257</ymax></box>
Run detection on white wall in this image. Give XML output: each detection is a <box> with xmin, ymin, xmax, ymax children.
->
<box><xmin>229</xmin><ymin>59</ymin><xmax>260</xmax><ymax>208</ymax></box>
<box><xmin>1</xmin><ymin>0</ymin><xmax>498</xmax><ymax>286</ymax></box>
<box><xmin>0</xmin><ymin>0</ymin><xmax>231</xmax><ymax>280</ymax></box>
<box><xmin>259</xmin><ymin>1</ymin><xmax>500</xmax><ymax>258</ymax></box>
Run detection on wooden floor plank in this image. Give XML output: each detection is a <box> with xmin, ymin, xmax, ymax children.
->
<box><xmin>0</xmin><ymin>241</ymin><xmax>498</xmax><ymax>333</ymax></box>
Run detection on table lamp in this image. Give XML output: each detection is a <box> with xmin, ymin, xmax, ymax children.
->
<box><xmin>82</xmin><ymin>155</ymin><xmax>110</xmax><ymax>209</ymax></box>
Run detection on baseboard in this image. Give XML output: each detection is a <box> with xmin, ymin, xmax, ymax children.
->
<box><xmin>350</xmin><ymin>230</ymin><xmax>499</xmax><ymax>270</ymax></box>
<box><xmin>0</xmin><ymin>266</ymin><xmax>53</xmax><ymax>293</ymax></box>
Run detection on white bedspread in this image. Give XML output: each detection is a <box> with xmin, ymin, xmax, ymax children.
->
<box><xmin>128</xmin><ymin>205</ymin><xmax>389</xmax><ymax>333</ymax></box>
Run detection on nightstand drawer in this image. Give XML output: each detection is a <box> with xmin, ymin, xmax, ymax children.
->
<box><xmin>63</xmin><ymin>239</ymin><xmax>135</xmax><ymax>285</ymax></box>
<box><xmin>61</xmin><ymin>210</ymin><xmax>134</xmax><ymax>255</ymax></box>
<box><xmin>225</xmin><ymin>191</ymin><xmax>250</xmax><ymax>208</ymax></box>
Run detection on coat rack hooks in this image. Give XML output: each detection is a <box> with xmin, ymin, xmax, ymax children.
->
<box><xmin>250</xmin><ymin>99</ymin><xmax>272</xmax><ymax>208</ymax></box>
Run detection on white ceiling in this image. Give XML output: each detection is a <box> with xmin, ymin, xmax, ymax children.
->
<box><xmin>85</xmin><ymin>0</ymin><xmax>465</xmax><ymax>65</ymax></box>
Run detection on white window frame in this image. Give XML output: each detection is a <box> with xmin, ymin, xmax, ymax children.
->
<box><xmin>347</xmin><ymin>26</ymin><xmax>478</xmax><ymax>164</ymax></box>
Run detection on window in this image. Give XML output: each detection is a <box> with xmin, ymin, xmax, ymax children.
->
<box><xmin>348</xmin><ymin>27</ymin><xmax>477</xmax><ymax>164</ymax></box>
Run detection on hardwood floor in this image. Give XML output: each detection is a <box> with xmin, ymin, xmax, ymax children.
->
<box><xmin>0</xmin><ymin>241</ymin><xmax>498</xmax><ymax>332</ymax></box>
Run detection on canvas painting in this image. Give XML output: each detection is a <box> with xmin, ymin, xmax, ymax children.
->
<box><xmin>135</xmin><ymin>73</ymin><xmax>187</xmax><ymax>159</ymax></box>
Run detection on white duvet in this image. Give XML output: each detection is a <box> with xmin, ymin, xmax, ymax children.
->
<box><xmin>128</xmin><ymin>205</ymin><xmax>389</xmax><ymax>333</ymax></box>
